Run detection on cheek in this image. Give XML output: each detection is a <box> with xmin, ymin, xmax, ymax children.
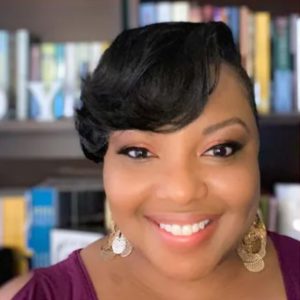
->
<box><xmin>103</xmin><ymin>156</ymin><xmax>150</xmax><ymax>226</ymax></box>
<box><xmin>210</xmin><ymin>163</ymin><xmax>259</xmax><ymax>209</ymax></box>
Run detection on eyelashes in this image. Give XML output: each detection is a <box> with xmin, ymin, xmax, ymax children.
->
<box><xmin>117</xmin><ymin>141</ymin><xmax>244</xmax><ymax>160</ymax></box>
<box><xmin>117</xmin><ymin>146</ymin><xmax>154</xmax><ymax>159</ymax></box>
<box><xmin>203</xmin><ymin>142</ymin><xmax>243</xmax><ymax>157</ymax></box>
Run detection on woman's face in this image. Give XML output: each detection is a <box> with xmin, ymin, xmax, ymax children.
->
<box><xmin>103</xmin><ymin>64</ymin><xmax>260</xmax><ymax>281</ymax></box>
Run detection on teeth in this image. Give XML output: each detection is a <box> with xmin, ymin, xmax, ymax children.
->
<box><xmin>159</xmin><ymin>219</ymin><xmax>210</xmax><ymax>236</ymax></box>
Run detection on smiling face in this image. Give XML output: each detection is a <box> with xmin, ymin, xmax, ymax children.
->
<box><xmin>103</xmin><ymin>64</ymin><xmax>260</xmax><ymax>281</ymax></box>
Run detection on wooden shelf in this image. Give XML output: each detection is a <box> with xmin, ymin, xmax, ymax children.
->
<box><xmin>0</xmin><ymin>119</ymin><xmax>83</xmax><ymax>159</ymax></box>
<box><xmin>0</xmin><ymin>119</ymin><xmax>75</xmax><ymax>133</ymax></box>
<box><xmin>0</xmin><ymin>114</ymin><xmax>299</xmax><ymax>160</ymax></box>
<box><xmin>0</xmin><ymin>0</ymin><xmax>121</xmax><ymax>42</ymax></box>
<box><xmin>259</xmin><ymin>113</ymin><xmax>300</xmax><ymax>126</ymax></box>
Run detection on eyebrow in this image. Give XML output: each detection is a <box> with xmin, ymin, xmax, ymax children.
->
<box><xmin>202</xmin><ymin>117</ymin><xmax>250</xmax><ymax>135</ymax></box>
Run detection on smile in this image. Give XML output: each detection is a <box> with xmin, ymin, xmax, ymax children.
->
<box><xmin>159</xmin><ymin>220</ymin><xmax>210</xmax><ymax>236</ymax></box>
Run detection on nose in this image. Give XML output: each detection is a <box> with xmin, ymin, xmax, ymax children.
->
<box><xmin>155</xmin><ymin>162</ymin><xmax>207</xmax><ymax>205</ymax></box>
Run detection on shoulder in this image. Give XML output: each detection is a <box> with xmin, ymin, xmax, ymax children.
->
<box><xmin>0</xmin><ymin>273</ymin><xmax>33</xmax><ymax>300</ymax></box>
<box><xmin>268</xmin><ymin>231</ymin><xmax>300</xmax><ymax>298</ymax></box>
<box><xmin>268</xmin><ymin>231</ymin><xmax>300</xmax><ymax>255</ymax></box>
<box><xmin>0</xmin><ymin>249</ymin><xmax>96</xmax><ymax>300</ymax></box>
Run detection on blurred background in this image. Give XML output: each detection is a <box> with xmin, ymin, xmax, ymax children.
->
<box><xmin>0</xmin><ymin>0</ymin><xmax>299</xmax><ymax>286</ymax></box>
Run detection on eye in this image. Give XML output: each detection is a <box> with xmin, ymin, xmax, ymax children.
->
<box><xmin>203</xmin><ymin>142</ymin><xmax>243</xmax><ymax>158</ymax></box>
<box><xmin>118</xmin><ymin>147</ymin><xmax>153</xmax><ymax>159</ymax></box>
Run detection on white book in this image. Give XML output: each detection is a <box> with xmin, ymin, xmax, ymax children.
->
<box><xmin>157</xmin><ymin>2</ymin><xmax>172</xmax><ymax>23</ymax></box>
<box><xmin>15</xmin><ymin>29</ymin><xmax>30</xmax><ymax>120</ymax></box>
<box><xmin>0</xmin><ymin>31</ymin><xmax>9</xmax><ymax>119</ymax></box>
<box><xmin>50</xmin><ymin>228</ymin><xmax>103</xmax><ymax>264</ymax></box>
<box><xmin>275</xmin><ymin>183</ymin><xmax>300</xmax><ymax>241</ymax></box>
<box><xmin>171</xmin><ymin>1</ymin><xmax>190</xmax><ymax>22</ymax></box>
<box><xmin>89</xmin><ymin>42</ymin><xmax>102</xmax><ymax>74</ymax></box>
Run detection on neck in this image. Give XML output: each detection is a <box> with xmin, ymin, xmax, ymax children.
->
<box><xmin>120</xmin><ymin>248</ymin><xmax>247</xmax><ymax>300</ymax></box>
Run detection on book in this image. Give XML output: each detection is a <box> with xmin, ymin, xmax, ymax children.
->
<box><xmin>50</xmin><ymin>228</ymin><xmax>103</xmax><ymax>264</ymax></box>
<box><xmin>15</xmin><ymin>30</ymin><xmax>39</xmax><ymax>120</ymax></box>
<box><xmin>227</xmin><ymin>6</ymin><xmax>240</xmax><ymax>46</ymax></box>
<box><xmin>26</xmin><ymin>178</ymin><xmax>105</xmax><ymax>268</ymax></box>
<box><xmin>1</xmin><ymin>191</ymin><xmax>29</xmax><ymax>274</ymax></box>
<box><xmin>275</xmin><ymin>183</ymin><xmax>300</xmax><ymax>241</ymax></box>
<box><xmin>171</xmin><ymin>1</ymin><xmax>190</xmax><ymax>22</ymax></box>
<box><xmin>0</xmin><ymin>30</ymin><xmax>10</xmax><ymax>120</ymax></box>
<box><xmin>156</xmin><ymin>1</ymin><xmax>172</xmax><ymax>23</ymax></box>
<box><xmin>289</xmin><ymin>14</ymin><xmax>299</xmax><ymax>112</ymax></box>
<box><xmin>54</xmin><ymin>43</ymin><xmax>66</xmax><ymax>119</ymax></box>
<box><xmin>122</xmin><ymin>0</ymin><xmax>139</xmax><ymax>29</ymax></box>
<box><xmin>239</xmin><ymin>6</ymin><xmax>254</xmax><ymax>79</ymax></box>
<box><xmin>201</xmin><ymin>5</ymin><xmax>214</xmax><ymax>22</ymax></box>
<box><xmin>254</xmin><ymin>12</ymin><xmax>271</xmax><ymax>114</ymax></box>
<box><xmin>189</xmin><ymin>1</ymin><xmax>202</xmax><ymax>23</ymax></box>
<box><xmin>272</xmin><ymin>16</ymin><xmax>293</xmax><ymax>113</ymax></box>
<box><xmin>64</xmin><ymin>42</ymin><xmax>77</xmax><ymax>118</ymax></box>
<box><xmin>139</xmin><ymin>2</ymin><xmax>156</xmax><ymax>26</ymax></box>
<box><xmin>213</xmin><ymin>7</ymin><xmax>228</xmax><ymax>24</ymax></box>
<box><xmin>29</xmin><ymin>44</ymin><xmax>41</xmax><ymax>119</ymax></box>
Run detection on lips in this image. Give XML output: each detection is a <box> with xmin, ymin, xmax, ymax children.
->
<box><xmin>146</xmin><ymin>213</ymin><xmax>220</xmax><ymax>226</ymax></box>
<box><xmin>145</xmin><ymin>213</ymin><xmax>220</xmax><ymax>249</ymax></box>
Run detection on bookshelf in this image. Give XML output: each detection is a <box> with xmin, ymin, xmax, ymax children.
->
<box><xmin>0</xmin><ymin>0</ymin><xmax>299</xmax><ymax>194</ymax></box>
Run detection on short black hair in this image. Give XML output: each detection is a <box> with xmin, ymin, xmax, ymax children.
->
<box><xmin>75</xmin><ymin>21</ymin><xmax>258</xmax><ymax>163</ymax></box>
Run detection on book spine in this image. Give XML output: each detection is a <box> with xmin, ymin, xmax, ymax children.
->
<box><xmin>227</xmin><ymin>6</ymin><xmax>239</xmax><ymax>46</ymax></box>
<box><xmin>0</xmin><ymin>30</ymin><xmax>10</xmax><ymax>119</ymax></box>
<box><xmin>139</xmin><ymin>2</ymin><xmax>156</xmax><ymax>26</ymax></box>
<box><xmin>126</xmin><ymin>0</ymin><xmax>140</xmax><ymax>29</ymax></box>
<box><xmin>254</xmin><ymin>12</ymin><xmax>271</xmax><ymax>114</ymax></box>
<box><xmin>213</xmin><ymin>7</ymin><xmax>228</xmax><ymax>24</ymax></box>
<box><xmin>64</xmin><ymin>42</ymin><xmax>77</xmax><ymax>118</ymax></box>
<box><xmin>239</xmin><ymin>6</ymin><xmax>250</xmax><ymax>74</ymax></box>
<box><xmin>189</xmin><ymin>2</ymin><xmax>202</xmax><ymax>23</ymax></box>
<box><xmin>272</xmin><ymin>16</ymin><xmax>293</xmax><ymax>113</ymax></box>
<box><xmin>27</xmin><ymin>187</ymin><xmax>57</xmax><ymax>268</ymax></box>
<box><xmin>156</xmin><ymin>1</ymin><xmax>172</xmax><ymax>23</ymax></box>
<box><xmin>15</xmin><ymin>29</ymin><xmax>30</xmax><ymax>120</ymax></box>
<box><xmin>171</xmin><ymin>1</ymin><xmax>190</xmax><ymax>22</ymax></box>
<box><xmin>29</xmin><ymin>44</ymin><xmax>41</xmax><ymax>119</ymax></box>
<box><xmin>201</xmin><ymin>5</ymin><xmax>214</xmax><ymax>22</ymax></box>
<box><xmin>54</xmin><ymin>43</ymin><xmax>65</xmax><ymax>119</ymax></box>
<box><xmin>2</xmin><ymin>195</ymin><xmax>28</xmax><ymax>273</ymax></box>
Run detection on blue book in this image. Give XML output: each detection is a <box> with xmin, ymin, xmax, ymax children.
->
<box><xmin>26</xmin><ymin>183</ymin><xmax>105</xmax><ymax>268</ymax></box>
<box><xmin>273</xmin><ymin>70</ymin><xmax>293</xmax><ymax>113</ymax></box>
<box><xmin>139</xmin><ymin>2</ymin><xmax>156</xmax><ymax>26</ymax></box>
<box><xmin>272</xmin><ymin>17</ymin><xmax>293</xmax><ymax>113</ymax></box>
<box><xmin>54</xmin><ymin>43</ymin><xmax>65</xmax><ymax>119</ymax></box>
<box><xmin>227</xmin><ymin>7</ymin><xmax>239</xmax><ymax>46</ymax></box>
<box><xmin>26</xmin><ymin>187</ymin><xmax>57</xmax><ymax>268</ymax></box>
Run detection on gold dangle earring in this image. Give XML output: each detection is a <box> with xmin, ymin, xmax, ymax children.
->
<box><xmin>237</xmin><ymin>211</ymin><xmax>267</xmax><ymax>272</ymax></box>
<box><xmin>100</xmin><ymin>200</ymin><xmax>133</xmax><ymax>258</ymax></box>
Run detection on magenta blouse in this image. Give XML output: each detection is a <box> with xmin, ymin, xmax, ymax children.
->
<box><xmin>13</xmin><ymin>231</ymin><xmax>300</xmax><ymax>300</ymax></box>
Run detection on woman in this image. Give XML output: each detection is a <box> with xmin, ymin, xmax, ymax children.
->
<box><xmin>2</xmin><ymin>22</ymin><xmax>299</xmax><ymax>300</ymax></box>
